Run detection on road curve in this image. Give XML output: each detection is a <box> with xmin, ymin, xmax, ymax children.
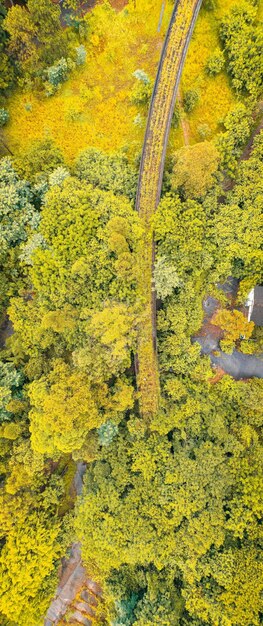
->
<box><xmin>136</xmin><ymin>0</ymin><xmax>203</xmax><ymax>417</ymax></box>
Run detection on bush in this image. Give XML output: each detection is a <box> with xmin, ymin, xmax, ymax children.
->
<box><xmin>132</xmin><ymin>69</ymin><xmax>150</xmax><ymax>85</ymax></box>
<box><xmin>203</xmin><ymin>0</ymin><xmax>217</xmax><ymax>9</ymax></box>
<box><xmin>0</xmin><ymin>108</ymin><xmax>9</xmax><ymax>127</ymax></box>
<box><xmin>171</xmin><ymin>104</ymin><xmax>180</xmax><ymax>129</ymax></box>
<box><xmin>183</xmin><ymin>89</ymin><xmax>199</xmax><ymax>113</ymax></box>
<box><xmin>46</xmin><ymin>57</ymin><xmax>69</xmax><ymax>89</ymax></box>
<box><xmin>75</xmin><ymin>44</ymin><xmax>86</xmax><ymax>65</ymax></box>
<box><xmin>131</xmin><ymin>69</ymin><xmax>152</xmax><ymax>106</ymax></box>
<box><xmin>206</xmin><ymin>48</ymin><xmax>225</xmax><ymax>75</ymax></box>
<box><xmin>197</xmin><ymin>123</ymin><xmax>211</xmax><ymax>140</ymax></box>
<box><xmin>133</xmin><ymin>113</ymin><xmax>144</xmax><ymax>127</ymax></box>
<box><xmin>131</xmin><ymin>80</ymin><xmax>152</xmax><ymax>106</ymax></box>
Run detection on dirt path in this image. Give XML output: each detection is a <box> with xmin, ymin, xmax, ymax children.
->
<box><xmin>135</xmin><ymin>0</ymin><xmax>202</xmax><ymax>418</ymax></box>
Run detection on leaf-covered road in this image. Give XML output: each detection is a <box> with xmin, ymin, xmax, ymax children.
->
<box><xmin>136</xmin><ymin>0</ymin><xmax>203</xmax><ymax>417</ymax></box>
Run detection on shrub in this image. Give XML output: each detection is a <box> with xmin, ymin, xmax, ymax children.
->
<box><xmin>171</xmin><ymin>104</ymin><xmax>180</xmax><ymax>129</ymax></box>
<box><xmin>75</xmin><ymin>44</ymin><xmax>86</xmax><ymax>65</ymax></box>
<box><xmin>131</xmin><ymin>80</ymin><xmax>152</xmax><ymax>106</ymax></box>
<box><xmin>223</xmin><ymin>104</ymin><xmax>251</xmax><ymax>148</ymax></box>
<box><xmin>183</xmin><ymin>89</ymin><xmax>199</xmax><ymax>113</ymax></box>
<box><xmin>47</xmin><ymin>57</ymin><xmax>68</xmax><ymax>88</ymax></box>
<box><xmin>0</xmin><ymin>108</ymin><xmax>9</xmax><ymax>127</ymax></box>
<box><xmin>206</xmin><ymin>48</ymin><xmax>225</xmax><ymax>75</ymax></box>
<box><xmin>132</xmin><ymin>69</ymin><xmax>150</xmax><ymax>84</ymax></box>
<box><xmin>131</xmin><ymin>69</ymin><xmax>152</xmax><ymax>106</ymax></box>
<box><xmin>133</xmin><ymin>113</ymin><xmax>144</xmax><ymax>127</ymax></box>
<box><xmin>203</xmin><ymin>0</ymin><xmax>217</xmax><ymax>9</ymax></box>
<box><xmin>197</xmin><ymin>123</ymin><xmax>212</xmax><ymax>140</ymax></box>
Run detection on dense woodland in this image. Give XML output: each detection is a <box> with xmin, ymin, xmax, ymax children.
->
<box><xmin>0</xmin><ymin>0</ymin><xmax>263</xmax><ymax>625</ymax></box>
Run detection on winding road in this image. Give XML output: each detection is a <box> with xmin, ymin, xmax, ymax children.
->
<box><xmin>135</xmin><ymin>0</ymin><xmax>203</xmax><ymax>417</ymax></box>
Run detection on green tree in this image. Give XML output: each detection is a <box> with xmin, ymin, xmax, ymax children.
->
<box><xmin>74</xmin><ymin>148</ymin><xmax>138</xmax><ymax>200</ymax></box>
<box><xmin>220</xmin><ymin>2</ymin><xmax>263</xmax><ymax>99</ymax></box>
<box><xmin>4</xmin><ymin>0</ymin><xmax>68</xmax><ymax>80</ymax></box>
<box><xmin>28</xmin><ymin>359</ymin><xmax>103</xmax><ymax>456</ymax></box>
<box><xmin>0</xmin><ymin>157</ymin><xmax>39</xmax><ymax>313</ymax></box>
<box><xmin>15</xmin><ymin>138</ymin><xmax>64</xmax><ymax>183</ymax></box>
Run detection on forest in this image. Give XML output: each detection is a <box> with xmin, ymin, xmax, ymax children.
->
<box><xmin>0</xmin><ymin>0</ymin><xmax>262</xmax><ymax>625</ymax></box>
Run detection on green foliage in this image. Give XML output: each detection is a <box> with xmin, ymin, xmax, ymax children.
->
<box><xmin>0</xmin><ymin>2</ymin><xmax>15</xmax><ymax>95</ymax></box>
<box><xmin>19</xmin><ymin>233</ymin><xmax>47</xmax><ymax>266</ymax></box>
<box><xmin>197</xmin><ymin>123</ymin><xmax>211</xmax><ymax>140</ymax></box>
<box><xmin>0</xmin><ymin>472</ymin><xmax>65</xmax><ymax>626</ymax></box>
<box><xmin>48</xmin><ymin>166</ymin><xmax>70</xmax><ymax>187</ymax></box>
<box><xmin>75</xmin><ymin>148</ymin><xmax>137</xmax><ymax>200</ymax></box>
<box><xmin>171</xmin><ymin>103</ymin><xmax>180</xmax><ymax>129</ymax></box>
<box><xmin>46</xmin><ymin>57</ymin><xmax>69</xmax><ymax>88</ymax></box>
<box><xmin>216</xmin><ymin>104</ymin><xmax>252</xmax><ymax>174</ymax></box>
<box><xmin>0</xmin><ymin>107</ymin><xmax>9</xmax><ymax>127</ymax></box>
<box><xmin>28</xmin><ymin>176</ymin><xmax>141</xmax><ymax>309</ymax></box>
<box><xmin>1</xmin><ymin>5</ymin><xmax>263</xmax><ymax>626</ymax></box>
<box><xmin>0</xmin><ymin>360</ymin><xmax>24</xmax><ymax>424</ymax></box>
<box><xmin>98</xmin><ymin>421</ymin><xmax>119</xmax><ymax>447</ymax></box>
<box><xmin>29</xmin><ymin>359</ymin><xmax>103</xmax><ymax>456</ymax></box>
<box><xmin>75</xmin><ymin>44</ymin><xmax>86</xmax><ymax>65</ymax></box>
<box><xmin>132</xmin><ymin>69</ymin><xmax>150</xmax><ymax>85</ymax></box>
<box><xmin>15</xmin><ymin>138</ymin><xmax>64</xmax><ymax>183</ymax></box>
<box><xmin>0</xmin><ymin>158</ymin><xmax>38</xmax><ymax>252</ymax></box>
<box><xmin>183</xmin><ymin>89</ymin><xmax>199</xmax><ymax>113</ymax></box>
<box><xmin>220</xmin><ymin>2</ymin><xmax>263</xmax><ymax>99</ymax></box>
<box><xmin>205</xmin><ymin>47</ymin><xmax>224</xmax><ymax>75</ymax></box>
<box><xmin>214</xmin><ymin>131</ymin><xmax>263</xmax><ymax>284</ymax></box>
<box><xmin>153</xmin><ymin>256</ymin><xmax>181</xmax><ymax>299</ymax></box>
<box><xmin>3</xmin><ymin>0</ymin><xmax>69</xmax><ymax>82</ymax></box>
<box><xmin>202</xmin><ymin>0</ymin><xmax>217</xmax><ymax>9</ymax></box>
<box><xmin>131</xmin><ymin>70</ymin><xmax>153</xmax><ymax>106</ymax></box>
<box><xmin>0</xmin><ymin>157</ymin><xmax>39</xmax><ymax>312</ymax></box>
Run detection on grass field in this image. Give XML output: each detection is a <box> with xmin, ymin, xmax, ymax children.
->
<box><xmin>4</xmin><ymin>0</ymin><xmax>263</xmax><ymax>163</ymax></box>
<box><xmin>5</xmin><ymin>0</ymin><xmax>172</xmax><ymax>164</ymax></box>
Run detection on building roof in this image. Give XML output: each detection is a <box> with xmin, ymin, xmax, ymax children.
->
<box><xmin>251</xmin><ymin>286</ymin><xmax>263</xmax><ymax>327</ymax></box>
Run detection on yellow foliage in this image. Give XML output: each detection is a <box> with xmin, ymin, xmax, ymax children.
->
<box><xmin>172</xmin><ymin>140</ymin><xmax>219</xmax><ymax>197</ymax></box>
<box><xmin>0</xmin><ymin>422</ymin><xmax>22</xmax><ymax>440</ymax></box>
<box><xmin>4</xmin><ymin>0</ymin><xmax>172</xmax><ymax>162</ymax></box>
<box><xmin>213</xmin><ymin>308</ymin><xmax>255</xmax><ymax>343</ymax></box>
<box><xmin>28</xmin><ymin>360</ymin><xmax>103</xmax><ymax>455</ymax></box>
<box><xmin>171</xmin><ymin>0</ymin><xmax>239</xmax><ymax>149</ymax></box>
